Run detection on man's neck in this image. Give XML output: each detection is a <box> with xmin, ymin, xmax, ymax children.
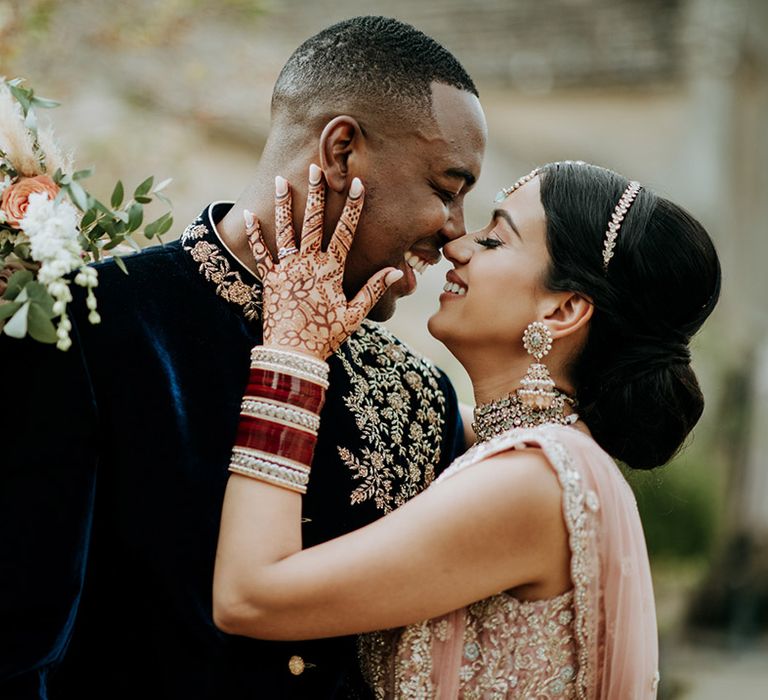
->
<box><xmin>216</xmin><ymin>167</ymin><xmax>310</xmax><ymax>277</ymax></box>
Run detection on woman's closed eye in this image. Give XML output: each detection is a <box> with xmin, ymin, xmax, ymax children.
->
<box><xmin>473</xmin><ymin>233</ymin><xmax>503</xmax><ymax>249</ymax></box>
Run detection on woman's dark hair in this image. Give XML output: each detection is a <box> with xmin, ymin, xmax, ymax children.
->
<box><xmin>538</xmin><ymin>161</ymin><xmax>721</xmax><ymax>469</ymax></box>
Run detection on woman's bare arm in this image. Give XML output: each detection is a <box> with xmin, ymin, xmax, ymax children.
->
<box><xmin>213</xmin><ymin>448</ymin><xmax>569</xmax><ymax>640</ymax></box>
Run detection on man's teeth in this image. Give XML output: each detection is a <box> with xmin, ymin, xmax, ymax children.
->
<box><xmin>405</xmin><ymin>251</ymin><xmax>430</xmax><ymax>274</ymax></box>
<box><xmin>442</xmin><ymin>281</ymin><xmax>467</xmax><ymax>296</ymax></box>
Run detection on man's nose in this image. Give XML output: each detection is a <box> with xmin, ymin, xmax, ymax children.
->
<box><xmin>439</xmin><ymin>202</ymin><xmax>467</xmax><ymax>243</ymax></box>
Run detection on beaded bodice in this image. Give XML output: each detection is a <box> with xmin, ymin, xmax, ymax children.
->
<box><xmin>359</xmin><ymin>589</ymin><xmax>578</xmax><ymax>698</ymax></box>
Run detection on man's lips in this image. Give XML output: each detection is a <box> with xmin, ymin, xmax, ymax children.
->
<box><xmin>404</xmin><ymin>248</ymin><xmax>441</xmax><ymax>275</ymax></box>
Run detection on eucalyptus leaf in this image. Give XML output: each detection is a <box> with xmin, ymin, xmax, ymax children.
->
<box><xmin>111</xmin><ymin>180</ymin><xmax>124</xmax><ymax>209</ymax></box>
<box><xmin>25</xmin><ymin>282</ymin><xmax>54</xmax><ymax>314</ymax></box>
<box><xmin>112</xmin><ymin>209</ymin><xmax>129</xmax><ymax>224</ymax></box>
<box><xmin>0</xmin><ymin>301</ymin><xmax>21</xmax><ymax>320</ymax></box>
<box><xmin>30</xmin><ymin>96</ymin><xmax>61</xmax><ymax>110</ymax></box>
<box><xmin>153</xmin><ymin>177</ymin><xmax>172</xmax><ymax>193</ymax></box>
<box><xmin>72</xmin><ymin>168</ymin><xmax>94</xmax><ymax>181</ymax></box>
<box><xmin>94</xmin><ymin>200</ymin><xmax>113</xmax><ymax>217</ymax></box>
<box><xmin>4</xmin><ymin>301</ymin><xmax>29</xmax><ymax>338</ymax></box>
<box><xmin>134</xmin><ymin>176</ymin><xmax>154</xmax><ymax>198</ymax></box>
<box><xmin>68</xmin><ymin>181</ymin><xmax>90</xmax><ymax>211</ymax></box>
<box><xmin>158</xmin><ymin>215</ymin><xmax>174</xmax><ymax>235</ymax></box>
<box><xmin>154</xmin><ymin>191</ymin><xmax>172</xmax><ymax>207</ymax></box>
<box><xmin>103</xmin><ymin>238</ymin><xmax>123</xmax><ymax>250</ymax></box>
<box><xmin>99</xmin><ymin>217</ymin><xmax>115</xmax><ymax>235</ymax></box>
<box><xmin>145</xmin><ymin>212</ymin><xmax>173</xmax><ymax>239</ymax></box>
<box><xmin>9</xmin><ymin>85</ymin><xmax>31</xmax><ymax>115</ymax></box>
<box><xmin>80</xmin><ymin>208</ymin><xmax>97</xmax><ymax>230</ymax></box>
<box><xmin>3</xmin><ymin>270</ymin><xmax>33</xmax><ymax>300</ymax></box>
<box><xmin>27</xmin><ymin>303</ymin><xmax>57</xmax><ymax>343</ymax></box>
<box><xmin>134</xmin><ymin>195</ymin><xmax>152</xmax><ymax>204</ymax></box>
<box><xmin>127</xmin><ymin>203</ymin><xmax>143</xmax><ymax>232</ymax></box>
<box><xmin>13</xmin><ymin>242</ymin><xmax>31</xmax><ymax>259</ymax></box>
<box><xmin>114</xmin><ymin>255</ymin><xmax>128</xmax><ymax>274</ymax></box>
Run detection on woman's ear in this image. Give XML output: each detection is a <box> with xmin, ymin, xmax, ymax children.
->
<box><xmin>544</xmin><ymin>292</ymin><xmax>594</xmax><ymax>340</ymax></box>
<box><xmin>318</xmin><ymin>116</ymin><xmax>365</xmax><ymax>194</ymax></box>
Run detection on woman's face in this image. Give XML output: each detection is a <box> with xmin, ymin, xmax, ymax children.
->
<box><xmin>428</xmin><ymin>175</ymin><xmax>552</xmax><ymax>353</ymax></box>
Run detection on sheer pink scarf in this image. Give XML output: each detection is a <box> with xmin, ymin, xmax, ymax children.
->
<box><xmin>418</xmin><ymin>425</ymin><xmax>659</xmax><ymax>698</ymax></box>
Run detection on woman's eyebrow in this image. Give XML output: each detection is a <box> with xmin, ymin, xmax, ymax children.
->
<box><xmin>492</xmin><ymin>208</ymin><xmax>521</xmax><ymax>239</ymax></box>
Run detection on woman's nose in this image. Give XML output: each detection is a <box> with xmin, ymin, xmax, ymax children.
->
<box><xmin>443</xmin><ymin>234</ymin><xmax>473</xmax><ymax>265</ymax></box>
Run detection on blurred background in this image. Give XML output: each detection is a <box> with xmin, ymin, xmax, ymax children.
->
<box><xmin>2</xmin><ymin>0</ymin><xmax>766</xmax><ymax>696</ymax></box>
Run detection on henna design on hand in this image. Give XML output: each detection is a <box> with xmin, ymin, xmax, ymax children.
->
<box><xmin>244</xmin><ymin>165</ymin><xmax>402</xmax><ymax>360</ymax></box>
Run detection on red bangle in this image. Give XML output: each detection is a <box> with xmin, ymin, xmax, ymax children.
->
<box><xmin>235</xmin><ymin>416</ymin><xmax>318</xmax><ymax>466</ymax></box>
<box><xmin>245</xmin><ymin>367</ymin><xmax>326</xmax><ymax>415</ymax></box>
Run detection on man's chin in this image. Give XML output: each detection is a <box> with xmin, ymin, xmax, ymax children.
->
<box><xmin>366</xmin><ymin>289</ymin><xmax>398</xmax><ymax>322</ymax></box>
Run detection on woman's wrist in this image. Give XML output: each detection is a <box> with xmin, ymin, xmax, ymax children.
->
<box><xmin>252</xmin><ymin>345</ymin><xmax>330</xmax><ymax>389</ymax></box>
<box><xmin>228</xmin><ymin>346</ymin><xmax>329</xmax><ymax>494</ymax></box>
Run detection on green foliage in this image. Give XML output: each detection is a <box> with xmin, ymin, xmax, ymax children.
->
<box><xmin>0</xmin><ymin>78</ymin><xmax>173</xmax><ymax>347</ymax></box>
<box><xmin>625</xmin><ymin>449</ymin><xmax>721</xmax><ymax>560</ymax></box>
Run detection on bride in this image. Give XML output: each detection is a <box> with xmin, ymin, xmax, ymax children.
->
<box><xmin>212</xmin><ymin>160</ymin><xmax>721</xmax><ymax>698</ymax></box>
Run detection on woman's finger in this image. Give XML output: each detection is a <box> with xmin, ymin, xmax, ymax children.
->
<box><xmin>243</xmin><ymin>209</ymin><xmax>272</xmax><ymax>279</ymax></box>
<box><xmin>327</xmin><ymin>177</ymin><xmax>364</xmax><ymax>263</ymax></box>
<box><xmin>345</xmin><ymin>268</ymin><xmax>403</xmax><ymax>330</ymax></box>
<box><xmin>300</xmin><ymin>164</ymin><xmax>326</xmax><ymax>255</ymax></box>
<box><xmin>274</xmin><ymin>176</ymin><xmax>298</xmax><ymax>261</ymax></box>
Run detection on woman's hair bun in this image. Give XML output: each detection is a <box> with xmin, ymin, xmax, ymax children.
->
<box><xmin>538</xmin><ymin>162</ymin><xmax>721</xmax><ymax>469</ymax></box>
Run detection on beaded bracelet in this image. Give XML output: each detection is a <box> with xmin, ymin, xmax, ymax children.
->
<box><xmin>229</xmin><ymin>348</ymin><xmax>329</xmax><ymax>494</ymax></box>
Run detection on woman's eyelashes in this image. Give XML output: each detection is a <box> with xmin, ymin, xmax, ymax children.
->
<box><xmin>473</xmin><ymin>232</ymin><xmax>503</xmax><ymax>249</ymax></box>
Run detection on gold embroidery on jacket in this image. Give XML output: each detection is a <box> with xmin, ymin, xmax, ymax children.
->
<box><xmin>181</xmin><ymin>221</ymin><xmax>262</xmax><ymax>320</ymax></box>
<box><xmin>335</xmin><ymin>321</ymin><xmax>445</xmax><ymax>513</ymax></box>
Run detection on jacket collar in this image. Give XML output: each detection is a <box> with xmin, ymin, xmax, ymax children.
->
<box><xmin>181</xmin><ymin>202</ymin><xmax>262</xmax><ymax>321</ymax></box>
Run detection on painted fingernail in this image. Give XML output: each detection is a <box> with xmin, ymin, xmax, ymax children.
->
<box><xmin>275</xmin><ymin>176</ymin><xmax>288</xmax><ymax>197</ymax></box>
<box><xmin>243</xmin><ymin>209</ymin><xmax>255</xmax><ymax>229</ymax></box>
<box><xmin>349</xmin><ymin>177</ymin><xmax>363</xmax><ymax>199</ymax></box>
<box><xmin>385</xmin><ymin>269</ymin><xmax>404</xmax><ymax>286</ymax></box>
<box><xmin>309</xmin><ymin>163</ymin><xmax>322</xmax><ymax>185</ymax></box>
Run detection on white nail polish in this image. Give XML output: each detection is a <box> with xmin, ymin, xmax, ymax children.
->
<box><xmin>309</xmin><ymin>164</ymin><xmax>322</xmax><ymax>185</ymax></box>
<box><xmin>385</xmin><ymin>269</ymin><xmax>404</xmax><ymax>286</ymax></box>
<box><xmin>243</xmin><ymin>209</ymin><xmax>255</xmax><ymax>229</ymax></box>
<box><xmin>275</xmin><ymin>176</ymin><xmax>288</xmax><ymax>197</ymax></box>
<box><xmin>349</xmin><ymin>177</ymin><xmax>363</xmax><ymax>199</ymax></box>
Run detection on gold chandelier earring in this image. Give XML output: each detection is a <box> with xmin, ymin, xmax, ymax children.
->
<box><xmin>471</xmin><ymin>321</ymin><xmax>578</xmax><ymax>442</ymax></box>
<box><xmin>519</xmin><ymin>321</ymin><xmax>558</xmax><ymax>409</ymax></box>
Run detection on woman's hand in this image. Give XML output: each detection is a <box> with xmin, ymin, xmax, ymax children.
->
<box><xmin>243</xmin><ymin>165</ymin><xmax>402</xmax><ymax>360</ymax></box>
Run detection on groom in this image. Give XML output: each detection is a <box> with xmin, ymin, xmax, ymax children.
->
<box><xmin>0</xmin><ymin>16</ymin><xmax>486</xmax><ymax>699</ymax></box>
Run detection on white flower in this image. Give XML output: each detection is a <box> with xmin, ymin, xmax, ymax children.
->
<box><xmin>19</xmin><ymin>191</ymin><xmax>101</xmax><ymax>346</ymax></box>
<box><xmin>20</xmin><ymin>192</ymin><xmax>82</xmax><ymax>285</ymax></box>
<box><xmin>0</xmin><ymin>174</ymin><xmax>11</xmax><ymax>198</ymax></box>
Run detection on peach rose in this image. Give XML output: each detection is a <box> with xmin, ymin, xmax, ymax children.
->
<box><xmin>1</xmin><ymin>175</ymin><xmax>60</xmax><ymax>228</ymax></box>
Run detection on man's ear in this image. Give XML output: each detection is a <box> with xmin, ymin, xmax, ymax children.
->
<box><xmin>318</xmin><ymin>116</ymin><xmax>366</xmax><ymax>193</ymax></box>
<box><xmin>543</xmin><ymin>291</ymin><xmax>594</xmax><ymax>340</ymax></box>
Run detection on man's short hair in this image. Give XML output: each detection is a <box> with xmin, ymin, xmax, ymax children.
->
<box><xmin>271</xmin><ymin>16</ymin><xmax>478</xmax><ymax>129</ymax></box>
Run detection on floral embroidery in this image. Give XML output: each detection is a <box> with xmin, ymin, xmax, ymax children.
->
<box><xmin>181</xmin><ymin>211</ymin><xmax>262</xmax><ymax>321</ymax></box>
<box><xmin>181</xmin><ymin>207</ymin><xmax>451</xmax><ymax>517</ymax></box>
<box><xmin>335</xmin><ymin>321</ymin><xmax>445</xmax><ymax>513</ymax></box>
<box><xmin>359</xmin><ymin>425</ymin><xmax>601</xmax><ymax>699</ymax></box>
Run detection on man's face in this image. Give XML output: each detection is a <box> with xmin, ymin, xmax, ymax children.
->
<box><xmin>344</xmin><ymin>83</ymin><xmax>487</xmax><ymax>321</ymax></box>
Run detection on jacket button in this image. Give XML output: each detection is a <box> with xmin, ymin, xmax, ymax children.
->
<box><xmin>288</xmin><ymin>655</ymin><xmax>305</xmax><ymax>676</ymax></box>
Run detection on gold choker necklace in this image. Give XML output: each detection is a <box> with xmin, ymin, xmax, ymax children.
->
<box><xmin>472</xmin><ymin>389</ymin><xmax>578</xmax><ymax>443</ymax></box>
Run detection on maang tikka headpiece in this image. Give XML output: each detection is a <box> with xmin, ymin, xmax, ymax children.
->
<box><xmin>495</xmin><ymin>163</ymin><xmax>642</xmax><ymax>272</ymax></box>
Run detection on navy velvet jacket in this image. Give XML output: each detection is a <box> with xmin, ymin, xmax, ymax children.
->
<box><xmin>0</xmin><ymin>203</ymin><xmax>464</xmax><ymax>699</ymax></box>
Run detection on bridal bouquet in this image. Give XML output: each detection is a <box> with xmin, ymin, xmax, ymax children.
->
<box><xmin>0</xmin><ymin>78</ymin><xmax>173</xmax><ymax>350</ymax></box>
